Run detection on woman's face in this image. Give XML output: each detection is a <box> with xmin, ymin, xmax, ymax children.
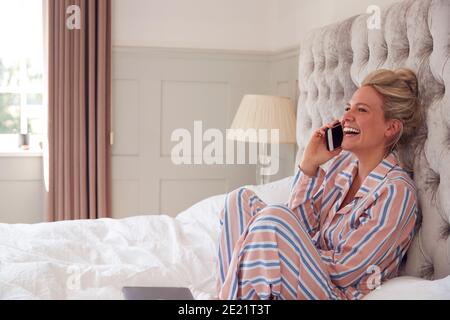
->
<box><xmin>340</xmin><ymin>86</ymin><xmax>395</xmax><ymax>155</ymax></box>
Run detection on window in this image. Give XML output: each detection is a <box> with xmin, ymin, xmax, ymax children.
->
<box><xmin>0</xmin><ymin>0</ymin><xmax>44</xmax><ymax>153</ymax></box>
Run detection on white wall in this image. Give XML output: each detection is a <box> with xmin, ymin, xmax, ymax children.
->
<box><xmin>113</xmin><ymin>0</ymin><xmax>400</xmax><ymax>52</ymax></box>
<box><xmin>113</xmin><ymin>0</ymin><xmax>271</xmax><ymax>51</ymax></box>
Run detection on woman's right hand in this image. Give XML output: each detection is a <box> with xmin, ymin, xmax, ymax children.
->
<box><xmin>300</xmin><ymin>120</ymin><xmax>343</xmax><ymax>177</ymax></box>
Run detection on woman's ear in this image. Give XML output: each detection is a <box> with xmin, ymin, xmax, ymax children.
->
<box><xmin>385</xmin><ymin>119</ymin><xmax>403</xmax><ymax>139</ymax></box>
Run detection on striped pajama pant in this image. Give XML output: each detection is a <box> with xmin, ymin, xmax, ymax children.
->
<box><xmin>216</xmin><ymin>187</ymin><xmax>344</xmax><ymax>300</ymax></box>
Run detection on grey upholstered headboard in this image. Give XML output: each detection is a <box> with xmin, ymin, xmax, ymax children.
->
<box><xmin>295</xmin><ymin>0</ymin><xmax>450</xmax><ymax>280</ymax></box>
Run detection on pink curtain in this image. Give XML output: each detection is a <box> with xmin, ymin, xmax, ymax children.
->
<box><xmin>47</xmin><ymin>0</ymin><xmax>112</xmax><ymax>221</ymax></box>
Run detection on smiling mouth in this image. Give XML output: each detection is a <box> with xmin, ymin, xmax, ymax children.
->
<box><xmin>343</xmin><ymin>127</ymin><xmax>360</xmax><ymax>136</ymax></box>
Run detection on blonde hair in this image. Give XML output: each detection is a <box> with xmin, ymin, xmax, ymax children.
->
<box><xmin>361</xmin><ymin>68</ymin><xmax>423</xmax><ymax>156</ymax></box>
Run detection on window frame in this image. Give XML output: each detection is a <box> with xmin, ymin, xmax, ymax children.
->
<box><xmin>0</xmin><ymin>0</ymin><xmax>45</xmax><ymax>156</ymax></box>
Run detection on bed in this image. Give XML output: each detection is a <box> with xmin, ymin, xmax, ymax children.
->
<box><xmin>1</xmin><ymin>177</ymin><xmax>449</xmax><ymax>300</ymax></box>
<box><xmin>1</xmin><ymin>0</ymin><xmax>450</xmax><ymax>300</ymax></box>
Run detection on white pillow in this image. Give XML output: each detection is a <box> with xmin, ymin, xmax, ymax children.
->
<box><xmin>363</xmin><ymin>276</ymin><xmax>450</xmax><ymax>300</ymax></box>
<box><xmin>245</xmin><ymin>176</ymin><xmax>294</xmax><ymax>205</ymax></box>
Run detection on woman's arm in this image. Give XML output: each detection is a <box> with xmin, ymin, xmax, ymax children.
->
<box><xmin>288</xmin><ymin>165</ymin><xmax>326</xmax><ymax>238</ymax></box>
<box><xmin>319</xmin><ymin>180</ymin><xmax>418</xmax><ymax>289</ymax></box>
<box><xmin>288</xmin><ymin>150</ymin><xmax>353</xmax><ymax>239</ymax></box>
<box><xmin>289</xmin><ymin>120</ymin><xmax>344</xmax><ymax>238</ymax></box>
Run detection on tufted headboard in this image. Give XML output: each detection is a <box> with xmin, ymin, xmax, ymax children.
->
<box><xmin>295</xmin><ymin>0</ymin><xmax>450</xmax><ymax>280</ymax></box>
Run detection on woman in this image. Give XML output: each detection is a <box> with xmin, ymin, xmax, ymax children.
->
<box><xmin>216</xmin><ymin>68</ymin><xmax>422</xmax><ymax>300</ymax></box>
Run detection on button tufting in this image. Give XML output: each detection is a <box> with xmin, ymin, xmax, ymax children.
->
<box><xmin>334</xmin><ymin>61</ymin><xmax>339</xmax><ymax>70</ymax></box>
<box><xmin>363</xmin><ymin>48</ymin><xmax>370</xmax><ymax>63</ymax></box>
<box><xmin>419</xmin><ymin>263</ymin><xmax>434</xmax><ymax>280</ymax></box>
<box><xmin>336</xmin><ymin>84</ymin><xmax>344</xmax><ymax>99</ymax></box>
<box><xmin>425</xmin><ymin>169</ymin><xmax>440</xmax><ymax>203</ymax></box>
<box><xmin>404</xmin><ymin>45</ymin><xmax>410</xmax><ymax>58</ymax></box>
<box><xmin>432</xmin><ymin>82</ymin><xmax>446</xmax><ymax>102</ymax></box>
<box><xmin>426</xmin><ymin>38</ymin><xmax>434</xmax><ymax>54</ymax></box>
<box><xmin>327</xmin><ymin>59</ymin><xmax>338</xmax><ymax>70</ymax></box>
<box><xmin>311</xmin><ymin>86</ymin><xmax>319</xmax><ymax>100</ymax></box>
<box><xmin>440</xmin><ymin>223</ymin><xmax>450</xmax><ymax>241</ymax></box>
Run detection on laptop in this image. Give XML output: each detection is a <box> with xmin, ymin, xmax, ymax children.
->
<box><xmin>122</xmin><ymin>286</ymin><xmax>194</xmax><ymax>300</ymax></box>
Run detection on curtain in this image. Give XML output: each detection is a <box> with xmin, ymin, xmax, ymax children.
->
<box><xmin>46</xmin><ymin>0</ymin><xmax>112</xmax><ymax>221</ymax></box>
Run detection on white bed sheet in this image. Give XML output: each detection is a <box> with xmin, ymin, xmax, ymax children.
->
<box><xmin>0</xmin><ymin>195</ymin><xmax>224</xmax><ymax>300</ymax></box>
<box><xmin>1</xmin><ymin>176</ymin><xmax>449</xmax><ymax>300</ymax></box>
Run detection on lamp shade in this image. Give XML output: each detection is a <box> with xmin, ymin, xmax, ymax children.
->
<box><xmin>228</xmin><ymin>95</ymin><xmax>297</xmax><ymax>144</ymax></box>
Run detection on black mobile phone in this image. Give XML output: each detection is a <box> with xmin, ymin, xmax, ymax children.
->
<box><xmin>325</xmin><ymin>123</ymin><xmax>343</xmax><ymax>151</ymax></box>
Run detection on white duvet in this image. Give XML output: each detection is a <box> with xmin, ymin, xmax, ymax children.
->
<box><xmin>1</xmin><ymin>177</ymin><xmax>449</xmax><ymax>300</ymax></box>
<box><xmin>0</xmin><ymin>193</ymin><xmax>226</xmax><ymax>300</ymax></box>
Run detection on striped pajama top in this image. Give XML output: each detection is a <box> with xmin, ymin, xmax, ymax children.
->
<box><xmin>288</xmin><ymin>150</ymin><xmax>418</xmax><ymax>298</ymax></box>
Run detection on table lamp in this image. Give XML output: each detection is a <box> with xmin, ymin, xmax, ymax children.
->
<box><xmin>228</xmin><ymin>95</ymin><xmax>297</xmax><ymax>184</ymax></box>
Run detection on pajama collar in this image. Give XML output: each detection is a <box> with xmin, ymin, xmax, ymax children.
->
<box><xmin>334</xmin><ymin>152</ymin><xmax>398</xmax><ymax>199</ymax></box>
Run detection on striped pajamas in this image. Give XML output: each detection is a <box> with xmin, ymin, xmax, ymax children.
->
<box><xmin>216</xmin><ymin>151</ymin><xmax>418</xmax><ymax>300</ymax></box>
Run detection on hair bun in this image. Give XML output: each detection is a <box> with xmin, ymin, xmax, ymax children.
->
<box><xmin>395</xmin><ymin>68</ymin><xmax>419</xmax><ymax>97</ymax></box>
